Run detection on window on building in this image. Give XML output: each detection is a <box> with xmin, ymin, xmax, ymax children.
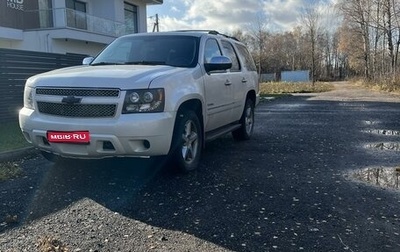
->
<box><xmin>38</xmin><ymin>0</ymin><xmax>53</xmax><ymax>28</ymax></box>
<box><xmin>124</xmin><ymin>2</ymin><xmax>138</xmax><ymax>33</ymax></box>
<box><xmin>66</xmin><ymin>0</ymin><xmax>87</xmax><ymax>30</ymax></box>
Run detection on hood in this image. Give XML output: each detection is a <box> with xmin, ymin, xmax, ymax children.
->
<box><xmin>28</xmin><ymin>65</ymin><xmax>184</xmax><ymax>89</ymax></box>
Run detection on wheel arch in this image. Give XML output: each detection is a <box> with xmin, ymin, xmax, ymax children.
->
<box><xmin>176</xmin><ymin>99</ymin><xmax>204</xmax><ymax>146</ymax></box>
<box><xmin>246</xmin><ymin>89</ymin><xmax>257</xmax><ymax>105</ymax></box>
<box><xmin>177</xmin><ymin>99</ymin><xmax>204</xmax><ymax>127</ymax></box>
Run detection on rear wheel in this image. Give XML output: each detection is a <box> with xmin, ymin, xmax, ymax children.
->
<box><xmin>232</xmin><ymin>98</ymin><xmax>255</xmax><ymax>141</ymax></box>
<box><xmin>170</xmin><ymin>110</ymin><xmax>202</xmax><ymax>173</ymax></box>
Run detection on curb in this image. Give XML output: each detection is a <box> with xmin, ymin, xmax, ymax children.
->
<box><xmin>0</xmin><ymin>147</ymin><xmax>39</xmax><ymax>163</ymax></box>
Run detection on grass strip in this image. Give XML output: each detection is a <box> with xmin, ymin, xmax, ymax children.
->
<box><xmin>0</xmin><ymin>121</ymin><xmax>30</xmax><ymax>153</ymax></box>
<box><xmin>260</xmin><ymin>82</ymin><xmax>335</xmax><ymax>95</ymax></box>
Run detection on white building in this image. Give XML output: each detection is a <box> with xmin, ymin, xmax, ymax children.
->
<box><xmin>0</xmin><ymin>0</ymin><xmax>162</xmax><ymax>56</ymax></box>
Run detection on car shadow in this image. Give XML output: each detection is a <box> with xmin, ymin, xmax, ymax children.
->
<box><xmin>23</xmin><ymin>156</ymin><xmax>166</xmax><ymax>222</ymax></box>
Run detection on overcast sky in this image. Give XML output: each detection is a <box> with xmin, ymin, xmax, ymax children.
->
<box><xmin>147</xmin><ymin>0</ymin><xmax>338</xmax><ymax>33</ymax></box>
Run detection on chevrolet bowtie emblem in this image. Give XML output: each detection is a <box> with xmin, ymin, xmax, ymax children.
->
<box><xmin>62</xmin><ymin>96</ymin><xmax>82</xmax><ymax>104</ymax></box>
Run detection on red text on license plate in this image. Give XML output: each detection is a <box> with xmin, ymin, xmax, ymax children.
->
<box><xmin>47</xmin><ymin>131</ymin><xmax>90</xmax><ymax>143</ymax></box>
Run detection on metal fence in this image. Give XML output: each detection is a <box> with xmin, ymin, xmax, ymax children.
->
<box><xmin>0</xmin><ymin>48</ymin><xmax>86</xmax><ymax>122</ymax></box>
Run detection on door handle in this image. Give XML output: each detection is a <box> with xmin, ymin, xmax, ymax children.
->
<box><xmin>225</xmin><ymin>80</ymin><xmax>232</xmax><ymax>86</ymax></box>
<box><xmin>242</xmin><ymin>78</ymin><xmax>247</xmax><ymax>83</ymax></box>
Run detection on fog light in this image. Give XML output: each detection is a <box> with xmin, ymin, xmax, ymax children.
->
<box><xmin>143</xmin><ymin>140</ymin><xmax>150</xmax><ymax>149</ymax></box>
<box><xmin>103</xmin><ymin>141</ymin><xmax>115</xmax><ymax>151</ymax></box>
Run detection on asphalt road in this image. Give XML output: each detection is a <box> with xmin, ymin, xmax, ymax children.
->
<box><xmin>1</xmin><ymin>82</ymin><xmax>400</xmax><ymax>251</ymax></box>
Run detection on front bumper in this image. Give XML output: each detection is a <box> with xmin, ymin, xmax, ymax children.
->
<box><xmin>19</xmin><ymin>108</ymin><xmax>176</xmax><ymax>159</ymax></box>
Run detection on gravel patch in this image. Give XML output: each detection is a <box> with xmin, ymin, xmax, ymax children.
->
<box><xmin>0</xmin><ymin>198</ymin><xmax>231</xmax><ymax>252</ymax></box>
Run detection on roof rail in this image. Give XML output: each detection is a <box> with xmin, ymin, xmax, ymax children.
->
<box><xmin>174</xmin><ymin>30</ymin><xmax>239</xmax><ymax>41</ymax></box>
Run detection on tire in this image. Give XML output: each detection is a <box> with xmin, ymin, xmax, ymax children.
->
<box><xmin>169</xmin><ymin>110</ymin><xmax>203</xmax><ymax>173</ymax></box>
<box><xmin>232</xmin><ymin>98</ymin><xmax>255</xmax><ymax>141</ymax></box>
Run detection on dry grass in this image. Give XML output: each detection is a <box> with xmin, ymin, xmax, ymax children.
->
<box><xmin>37</xmin><ymin>236</ymin><xmax>69</xmax><ymax>252</ymax></box>
<box><xmin>356</xmin><ymin>76</ymin><xmax>400</xmax><ymax>93</ymax></box>
<box><xmin>260</xmin><ymin>82</ymin><xmax>335</xmax><ymax>96</ymax></box>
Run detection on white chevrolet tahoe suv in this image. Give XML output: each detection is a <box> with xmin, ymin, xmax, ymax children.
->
<box><xmin>19</xmin><ymin>30</ymin><xmax>259</xmax><ymax>172</ymax></box>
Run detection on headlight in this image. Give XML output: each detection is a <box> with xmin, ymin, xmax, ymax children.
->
<box><xmin>23</xmin><ymin>86</ymin><xmax>35</xmax><ymax>110</ymax></box>
<box><xmin>129</xmin><ymin>92</ymin><xmax>140</xmax><ymax>103</ymax></box>
<box><xmin>143</xmin><ymin>92</ymin><xmax>154</xmax><ymax>103</ymax></box>
<box><xmin>123</xmin><ymin>88</ymin><xmax>165</xmax><ymax>113</ymax></box>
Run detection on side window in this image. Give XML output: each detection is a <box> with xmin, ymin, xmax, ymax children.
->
<box><xmin>221</xmin><ymin>40</ymin><xmax>240</xmax><ymax>71</ymax></box>
<box><xmin>237</xmin><ymin>44</ymin><xmax>257</xmax><ymax>72</ymax></box>
<box><xmin>204</xmin><ymin>39</ymin><xmax>222</xmax><ymax>63</ymax></box>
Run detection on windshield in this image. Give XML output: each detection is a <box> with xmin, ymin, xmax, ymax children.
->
<box><xmin>91</xmin><ymin>35</ymin><xmax>199</xmax><ymax>68</ymax></box>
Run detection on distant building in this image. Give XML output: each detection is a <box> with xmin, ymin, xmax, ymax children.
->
<box><xmin>260</xmin><ymin>73</ymin><xmax>276</xmax><ymax>82</ymax></box>
<box><xmin>0</xmin><ymin>0</ymin><xmax>163</xmax><ymax>55</ymax></box>
<box><xmin>281</xmin><ymin>70</ymin><xmax>310</xmax><ymax>82</ymax></box>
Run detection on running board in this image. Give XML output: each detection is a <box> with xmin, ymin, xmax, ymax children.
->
<box><xmin>205</xmin><ymin>123</ymin><xmax>241</xmax><ymax>142</ymax></box>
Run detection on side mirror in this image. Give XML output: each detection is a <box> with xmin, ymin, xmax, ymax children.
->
<box><xmin>204</xmin><ymin>56</ymin><xmax>232</xmax><ymax>72</ymax></box>
<box><xmin>82</xmin><ymin>57</ymin><xmax>94</xmax><ymax>65</ymax></box>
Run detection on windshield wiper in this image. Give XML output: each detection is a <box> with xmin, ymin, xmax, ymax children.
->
<box><xmin>124</xmin><ymin>61</ymin><xmax>166</xmax><ymax>65</ymax></box>
<box><xmin>90</xmin><ymin>62</ymin><xmax>124</xmax><ymax>66</ymax></box>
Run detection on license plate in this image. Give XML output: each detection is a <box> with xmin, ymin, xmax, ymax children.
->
<box><xmin>47</xmin><ymin>131</ymin><xmax>90</xmax><ymax>144</ymax></box>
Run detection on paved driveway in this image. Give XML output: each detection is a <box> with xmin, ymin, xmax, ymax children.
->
<box><xmin>1</xmin><ymin>82</ymin><xmax>400</xmax><ymax>251</ymax></box>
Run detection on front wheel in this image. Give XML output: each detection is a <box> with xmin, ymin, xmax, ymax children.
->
<box><xmin>170</xmin><ymin>110</ymin><xmax>203</xmax><ymax>173</ymax></box>
<box><xmin>232</xmin><ymin>98</ymin><xmax>255</xmax><ymax>141</ymax></box>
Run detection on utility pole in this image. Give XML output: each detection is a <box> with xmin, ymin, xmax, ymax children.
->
<box><xmin>152</xmin><ymin>14</ymin><xmax>159</xmax><ymax>32</ymax></box>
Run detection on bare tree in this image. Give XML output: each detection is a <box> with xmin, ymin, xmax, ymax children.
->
<box><xmin>301</xmin><ymin>4</ymin><xmax>321</xmax><ymax>85</ymax></box>
<box><xmin>384</xmin><ymin>0</ymin><xmax>395</xmax><ymax>73</ymax></box>
<box><xmin>339</xmin><ymin>0</ymin><xmax>373</xmax><ymax>79</ymax></box>
<box><xmin>247</xmin><ymin>13</ymin><xmax>270</xmax><ymax>76</ymax></box>
<box><xmin>393</xmin><ymin>0</ymin><xmax>400</xmax><ymax>70</ymax></box>
<box><xmin>318</xmin><ymin>3</ymin><xmax>342</xmax><ymax>80</ymax></box>
<box><xmin>234</xmin><ymin>0</ymin><xmax>400</xmax><ymax>84</ymax></box>
<box><xmin>371</xmin><ymin>0</ymin><xmax>383</xmax><ymax>78</ymax></box>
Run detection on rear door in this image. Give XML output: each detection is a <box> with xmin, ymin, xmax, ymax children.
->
<box><xmin>220</xmin><ymin>40</ymin><xmax>246</xmax><ymax>122</ymax></box>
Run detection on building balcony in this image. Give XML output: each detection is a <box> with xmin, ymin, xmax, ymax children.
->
<box><xmin>143</xmin><ymin>0</ymin><xmax>163</xmax><ymax>3</ymax></box>
<box><xmin>24</xmin><ymin>8</ymin><xmax>134</xmax><ymax>38</ymax></box>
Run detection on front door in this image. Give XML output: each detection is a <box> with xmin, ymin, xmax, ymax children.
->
<box><xmin>203</xmin><ymin>38</ymin><xmax>234</xmax><ymax>131</ymax></box>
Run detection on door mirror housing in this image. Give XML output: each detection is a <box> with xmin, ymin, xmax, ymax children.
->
<box><xmin>82</xmin><ymin>57</ymin><xmax>94</xmax><ymax>65</ymax></box>
<box><xmin>204</xmin><ymin>56</ymin><xmax>232</xmax><ymax>72</ymax></box>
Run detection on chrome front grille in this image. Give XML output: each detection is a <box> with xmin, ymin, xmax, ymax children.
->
<box><xmin>35</xmin><ymin>88</ymin><xmax>120</xmax><ymax>118</ymax></box>
<box><xmin>36</xmin><ymin>88</ymin><xmax>120</xmax><ymax>97</ymax></box>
